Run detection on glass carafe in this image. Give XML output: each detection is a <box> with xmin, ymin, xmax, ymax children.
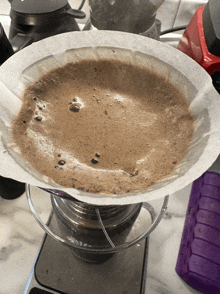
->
<box><xmin>88</xmin><ymin>0</ymin><xmax>164</xmax><ymax>33</ymax></box>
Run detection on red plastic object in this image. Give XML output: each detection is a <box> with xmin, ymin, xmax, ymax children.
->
<box><xmin>177</xmin><ymin>7</ymin><xmax>220</xmax><ymax>75</ymax></box>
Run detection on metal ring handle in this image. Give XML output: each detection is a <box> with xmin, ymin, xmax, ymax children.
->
<box><xmin>26</xmin><ymin>184</ymin><xmax>117</xmax><ymax>249</ymax></box>
<box><xmin>26</xmin><ymin>183</ymin><xmax>67</xmax><ymax>245</ymax></box>
<box><xmin>26</xmin><ymin>183</ymin><xmax>169</xmax><ymax>252</ymax></box>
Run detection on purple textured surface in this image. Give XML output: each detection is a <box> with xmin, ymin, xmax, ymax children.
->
<box><xmin>201</xmin><ymin>185</ymin><xmax>220</xmax><ymax>200</ymax></box>
<box><xmin>197</xmin><ymin>210</ymin><xmax>220</xmax><ymax>231</ymax></box>
<box><xmin>194</xmin><ymin>224</ymin><xmax>220</xmax><ymax>247</ymax></box>
<box><xmin>189</xmin><ymin>255</ymin><xmax>220</xmax><ymax>282</ymax></box>
<box><xmin>191</xmin><ymin>239</ymin><xmax>220</xmax><ymax>265</ymax></box>
<box><xmin>203</xmin><ymin>172</ymin><xmax>220</xmax><ymax>187</ymax></box>
<box><xmin>175</xmin><ymin>172</ymin><xmax>220</xmax><ymax>293</ymax></box>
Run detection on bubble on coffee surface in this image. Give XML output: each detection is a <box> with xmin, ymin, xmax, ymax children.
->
<box><xmin>91</xmin><ymin>158</ymin><xmax>98</xmax><ymax>164</ymax></box>
<box><xmin>35</xmin><ymin>116</ymin><xmax>42</xmax><ymax>121</ymax></box>
<box><xmin>69</xmin><ymin>104</ymin><xmax>80</xmax><ymax>112</ymax></box>
<box><xmin>69</xmin><ymin>97</ymin><xmax>84</xmax><ymax>113</ymax></box>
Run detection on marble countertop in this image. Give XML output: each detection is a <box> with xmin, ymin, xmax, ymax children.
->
<box><xmin>0</xmin><ymin>185</ymin><xmax>202</xmax><ymax>294</ymax></box>
<box><xmin>0</xmin><ymin>187</ymin><xmax>51</xmax><ymax>294</ymax></box>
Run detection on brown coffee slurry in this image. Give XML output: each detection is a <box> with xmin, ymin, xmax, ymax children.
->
<box><xmin>12</xmin><ymin>59</ymin><xmax>194</xmax><ymax>195</ymax></box>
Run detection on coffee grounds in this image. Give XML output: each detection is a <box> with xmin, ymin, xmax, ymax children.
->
<box><xmin>12</xmin><ymin>59</ymin><xmax>194</xmax><ymax>195</ymax></box>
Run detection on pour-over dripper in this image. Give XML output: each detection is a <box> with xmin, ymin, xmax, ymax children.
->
<box><xmin>0</xmin><ymin>30</ymin><xmax>220</xmax><ymax>205</ymax></box>
<box><xmin>88</xmin><ymin>0</ymin><xmax>165</xmax><ymax>33</ymax></box>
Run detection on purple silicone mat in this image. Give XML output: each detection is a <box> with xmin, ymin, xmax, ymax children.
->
<box><xmin>176</xmin><ymin>172</ymin><xmax>220</xmax><ymax>294</ymax></box>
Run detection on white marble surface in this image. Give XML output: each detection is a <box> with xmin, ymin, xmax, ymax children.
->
<box><xmin>0</xmin><ymin>187</ymin><xmax>51</xmax><ymax>294</ymax></box>
<box><xmin>0</xmin><ymin>184</ymin><xmax>203</xmax><ymax>294</ymax></box>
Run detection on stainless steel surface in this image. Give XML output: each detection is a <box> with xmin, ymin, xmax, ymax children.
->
<box><xmin>51</xmin><ymin>195</ymin><xmax>143</xmax><ymax>257</ymax></box>
<box><xmin>51</xmin><ymin>195</ymin><xmax>141</xmax><ymax>229</ymax></box>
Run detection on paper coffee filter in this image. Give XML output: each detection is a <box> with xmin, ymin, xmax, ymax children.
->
<box><xmin>0</xmin><ymin>30</ymin><xmax>220</xmax><ymax>205</ymax></box>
